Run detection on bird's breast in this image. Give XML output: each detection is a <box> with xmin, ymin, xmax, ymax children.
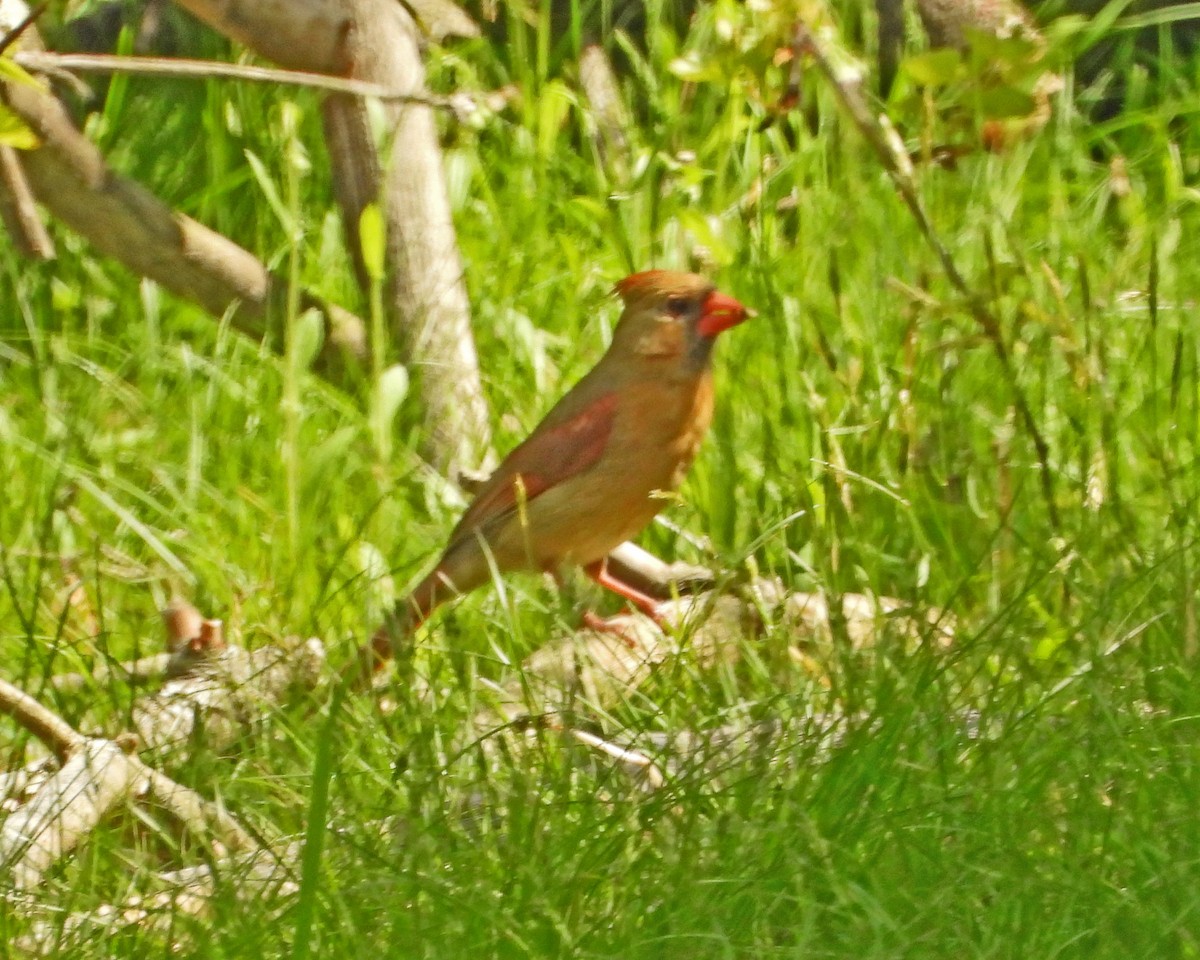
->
<box><xmin>611</xmin><ymin>370</ymin><xmax>715</xmax><ymax>493</ymax></box>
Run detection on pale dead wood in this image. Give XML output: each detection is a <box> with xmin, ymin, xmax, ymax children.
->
<box><xmin>915</xmin><ymin>0</ymin><xmax>1039</xmax><ymax>49</ymax></box>
<box><xmin>579</xmin><ymin>45</ymin><xmax>630</xmax><ymax>172</ymax></box>
<box><xmin>172</xmin><ymin>0</ymin><xmax>351</xmax><ymax>74</ymax></box>
<box><xmin>138</xmin><ymin>764</ymin><xmax>258</xmax><ymax>854</ymax></box>
<box><xmin>50</xmin><ymin>599</ymin><xmax>210</xmax><ymax>695</ymax></box>
<box><xmin>0</xmin><ymin>600</ymin><xmax>317</xmax><ymax>896</ymax></box>
<box><xmin>565</xmin><ymin>715</ymin><xmax>843</xmax><ymax>797</ymax></box>
<box><xmin>130</xmin><ymin>636</ymin><xmax>326</xmax><ymax>761</ymax></box>
<box><xmin>0</xmin><ymin>757</ymin><xmax>58</xmax><ymax>813</ymax></box>
<box><xmin>173</xmin><ymin>0</ymin><xmax>493</xmax><ymax>474</ymax></box>
<box><xmin>0</xmin><ymin>666</ymin><xmax>271</xmax><ymax>892</ymax></box>
<box><xmin>0</xmin><ymin>0</ymin><xmax>54</xmax><ymax>262</ymax></box>
<box><xmin>564</xmin><ymin>727</ymin><xmax>667</xmax><ymax>792</ymax></box>
<box><xmin>171</xmin><ymin>0</ymin><xmax>477</xmax><ymax>71</ymax></box>
<box><xmin>0</xmin><ymin>633</ymin><xmax>321</xmax><ymax>951</ymax></box>
<box><xmin>0</xmin><ymin>676</ymin><xmax>84</xmax><ymax>762</ymax></box>
<box><xmin>13</xmin><ymin>50</ymin><xmax>467</xmax><ymax>108</ymax></box>
<box><xmin>0</xmin><ymin>738</ymin><xmax>146</xmax><ymax>891</ymax></box>
<box><xmin>477</xmin><ymin>581</ymin><xmax>952</xmax><ymax>726</ymax></box>
<box><xmin>402</xmin><ymin>0</ymin><xmax>480</xmax><ymax>41</ymax></box>
<box><xmin>605</xmin><ymin>541</ymin><xmax>715</xmax><ymax>600</ymax></box>
<box><xmin>49</xmin><ymin>654</ymin><xmax>173</xmax><ymax>695</ymax></box>
<box><xmin>15</xmin><ymin>842</ymin><xmax>302</xmax><ymax>954</ymax></box>
<box><xmin>0</xmin><ymin>145</ymin><xmax>54</xmax><ymax>260</ymax></box>
<box><xmin>322</xmin><ymin>0</ymin><xmax>491</xmax><ymax>475</ymax></box>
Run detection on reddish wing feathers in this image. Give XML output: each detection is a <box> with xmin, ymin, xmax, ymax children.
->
<box><xmin>445</xmin><ymin>391</ymin><xmax>620</xmax><ymax>551</ymax></box>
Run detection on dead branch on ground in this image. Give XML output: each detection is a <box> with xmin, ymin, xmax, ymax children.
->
<box><xmin>0</xmin><ymin>601</ymin><xmax>322</xmax><ymax>904</ymax></box>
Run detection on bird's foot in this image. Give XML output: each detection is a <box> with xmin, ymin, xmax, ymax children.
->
<box><xmin>581</xmin><ymin>605</ymin><xmax>669</xmax><ymax>647</ymax></box>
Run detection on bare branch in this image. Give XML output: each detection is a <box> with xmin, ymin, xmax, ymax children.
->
<box><xmin>13</xmin><ymin>51</ymin><xmax>463</xmax><ymax>109</ymax></box>
<box><xmin>797</xmin><ymin>22</ymin><xmax>1061</xmax><ymax>530</ymax></box>
<box><xmin>0</xmin><ymin>676</ymin><xmax>83</xmax><ymax>761</ymax></box>
<box><xmin>0</xmin><ymin>145</ymin><xmax>54</xmax><ymax>260</ymax></box>
<box><xmin>0</xmin><ymin>739</ymin><xmax>145</xmax><ymax>890</ymax></box>
<box><xmin>172</xmin><ymin>0</ymin><xmax>493</xmax><ymax>472</ymax></box>
<box><xmin>473</xmin><ymin>581</ymin><xmax>952</xmax><ymax>727</ymax></box>
<box><xmin>0</xmin><ymin>69</ymin><xmax>369</xmax><ymax>381</ymax></box>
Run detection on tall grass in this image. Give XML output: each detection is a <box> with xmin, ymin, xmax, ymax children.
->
<box><xmin>2</xmin><ymin>1</ymin><xmax>1199</xmax><ymax>956</ymax></box>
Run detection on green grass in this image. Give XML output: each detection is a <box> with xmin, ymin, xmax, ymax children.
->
<box><xmin>3</xmin><ymin>2</ymin><xmax>1200</xmax><ymax>957</ymax></box>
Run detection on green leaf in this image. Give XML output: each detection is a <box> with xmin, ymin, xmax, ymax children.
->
<box><xmin>978</xmin><ymin>85</ymin><xmax>1037</xmax><ymax>119</ymax></box>
<box><xmin>373</xmin><ymin>363</ymin><xmax>410</xmax><ymax>434</ymax></box>
<box><xmin>359</xmin><ymin>204</ymin><xmax>386</xmax><ymax>283</ymax></box>
<box><xmin>536</xmin><ymin>81</ymin><xmax>574</xmax><ymax>157</ymax></box>
<box><xmin>0</xmin><ymin>104</ymin><xmax>36</xmax><ymax>149</ymax></box>
<box><xmin>668</xmin><ymin>53</ymin><xmax>722</xmax><ymax>83</ymax></box>
<box><xmin>291</xmin><ymin>308</ymin><xmax>325</xmax><ymax>371</ymax></box>
<box><xmin>901</xmin><ymin>49</ymin><xmax>963</xmax><ymax>87</ymax></box>
<box><xmin>965</xmin><ymin>29</ymin><xmax>1042</xmax><ymax>72</ymax></box>
<box><xmin>245</xmin><ymin>149</ymin><xmax>294</xmax><ymax>233</ymax></box>
<box><xmin>0</xmin><ymin>57</ymin><xmax>44</xmax><ymax>89</ymax></box>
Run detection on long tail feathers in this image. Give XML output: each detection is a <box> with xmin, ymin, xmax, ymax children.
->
<box><xmin>343</xmin><ymin>567</ymin><xmax>451</xmax><ymax>688</ymax></box>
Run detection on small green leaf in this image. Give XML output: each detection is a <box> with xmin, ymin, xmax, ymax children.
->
<box><xmin>978</xmin><ymin>85</ymin><xmax>1037</xmax><ymax>118</ymax></box>
<box><xmin>374</xmin><ymin>363</ymin><xmax>409</xmax><ymax>432</ymax></box>
<box><xmin>0</xmin><ymin>57</ymin><xmax>44</xmax><ymax>89</ymax></box>
<box><xmin>965</xmin><ymin>29</ymin><xmax>1041</xmax><ymax>71</ymax></box>
<box><xmin>291</xmin><ymin>308</ymin><xmax>325</xmax><ymax>371</ymax></box>
<box><xmin>359</xmin><ymin>204</ymin><xmax>386</xmax><ymax>283</ymax></box>
<box><xmin>0</xmin><ymin>104</ymin><xmax>37</xmax><ymax>149</ymax></box>
<box><xmin>668</xmin><ymin>53</ymin><xmax>722</xmax><ymax>83</ymax></box>
<box><xmin>901</xmin><ymin>49</ymin><xmax>963</xmax><ymax>87</ymax></box>
<box><xmin>537</xmin><ymin>81</ymin><xmax>574</xmax><ymax>157</ymax></box>
<box><xmin>245</xmin><ymin>149</ymin><xmax>294</xmax><ymax>233</ymax></box>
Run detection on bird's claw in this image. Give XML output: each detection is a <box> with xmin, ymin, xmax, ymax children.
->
<box><xmin>581</xmin><ymin>605</ymin><xmax>670</xmax><ymax>648</ymax></box>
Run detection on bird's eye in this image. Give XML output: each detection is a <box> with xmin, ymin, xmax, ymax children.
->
<box><xmin>665</xmin><ymin>296</ymin><xmax>688</xmax><ymax>317</ymax></box>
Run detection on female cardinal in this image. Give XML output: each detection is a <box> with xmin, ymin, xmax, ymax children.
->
<box><xmin>366</xmin><ymin>269</ymin><xmax>750</xmax><ymax>667</ymax></box>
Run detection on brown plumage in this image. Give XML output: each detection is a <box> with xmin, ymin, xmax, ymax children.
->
<box><xmin>365</xmin><ymin>269</ymin><xmax>750</xmax><ymax>667</ymax></box>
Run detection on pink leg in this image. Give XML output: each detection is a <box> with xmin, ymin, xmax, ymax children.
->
<box><xmin>582</xmin><ymin>559</ymin><xmax>666</xmax><ymax>626</ymax></box>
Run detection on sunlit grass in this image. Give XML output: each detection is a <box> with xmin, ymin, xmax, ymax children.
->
<box><xmin>2</xmin><ymin>1</ymin><xmax>1199</xmax><ymax>956</ymax></box>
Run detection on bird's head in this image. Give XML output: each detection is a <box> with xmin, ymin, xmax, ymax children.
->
<box><xmin>611</xmin><ymin>270</ymin><xmax>751</xmax><ymax>366</ymax></box>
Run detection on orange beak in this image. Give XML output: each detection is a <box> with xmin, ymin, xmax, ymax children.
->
<box><xmin>697</xmin><ymin>290</ymin><xmax>752</xmax><ymax>338</ymax></box>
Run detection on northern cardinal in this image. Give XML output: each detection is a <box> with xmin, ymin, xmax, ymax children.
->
<box><xmin>365</xmin><ymin>269</ymin><xmax>750</xmax><ymax>668</ymax></box>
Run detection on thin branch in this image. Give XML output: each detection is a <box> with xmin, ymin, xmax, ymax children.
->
<box><xmin>0</xmin><ymin>676</ymin><xmax>83</xmax><ymax>761</ymax></box>
<box><xmin>0</xmin><ymin>68</ymin><xmax>370</xmax><ymax>380</ymax></box>
<box><xmin>13</xmin><ymin>51</ymin><xmax>461</xmax><ymax>109</ymax></box>
<box><xmin>0</xmin><ymin>145</ymin><xmax>55</xmax><ymax>260</ymax></box>
<box><xmin>797</xmin><ymin>22</ymin><xmax>1061</xmax><ymax>530</ymax></box>
<box><xmin>0</xmin><ymin>0</ymin><xmax>46</xmax><ymax>57</ymax></box>
<box><xmin>139</xmin><ymin>765</ymin><xmax>259</xmax><ymax>855</ymax></box>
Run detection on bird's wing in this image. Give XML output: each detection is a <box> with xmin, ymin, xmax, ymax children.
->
<box><xmin>446</xmin><ymin>390</ymin><xmax>620</xmax><ymax>551</ymax></box>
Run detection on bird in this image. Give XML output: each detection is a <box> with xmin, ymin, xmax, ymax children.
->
<box><xmin>361</xmin><ymin>269</ymin><xmax>750</xmax><ymax>672</ymax></box>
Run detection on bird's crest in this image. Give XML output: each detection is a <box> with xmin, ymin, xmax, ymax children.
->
<box><xmin>614</xmin><ymin>270</ymin><xmax>710</xmax><ymax>304</ymax></box>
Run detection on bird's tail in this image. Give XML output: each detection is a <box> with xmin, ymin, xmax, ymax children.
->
<box><xmin>343</xmin><ymin>567</ymin><xmax>448</xmax><ymax>687</ymax></box>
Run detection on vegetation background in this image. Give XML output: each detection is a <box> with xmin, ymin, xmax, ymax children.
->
<box><xmin>2</xmin><ymin>0</ymin><xmax>1199</xmax><ymax>955</ymax></box>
